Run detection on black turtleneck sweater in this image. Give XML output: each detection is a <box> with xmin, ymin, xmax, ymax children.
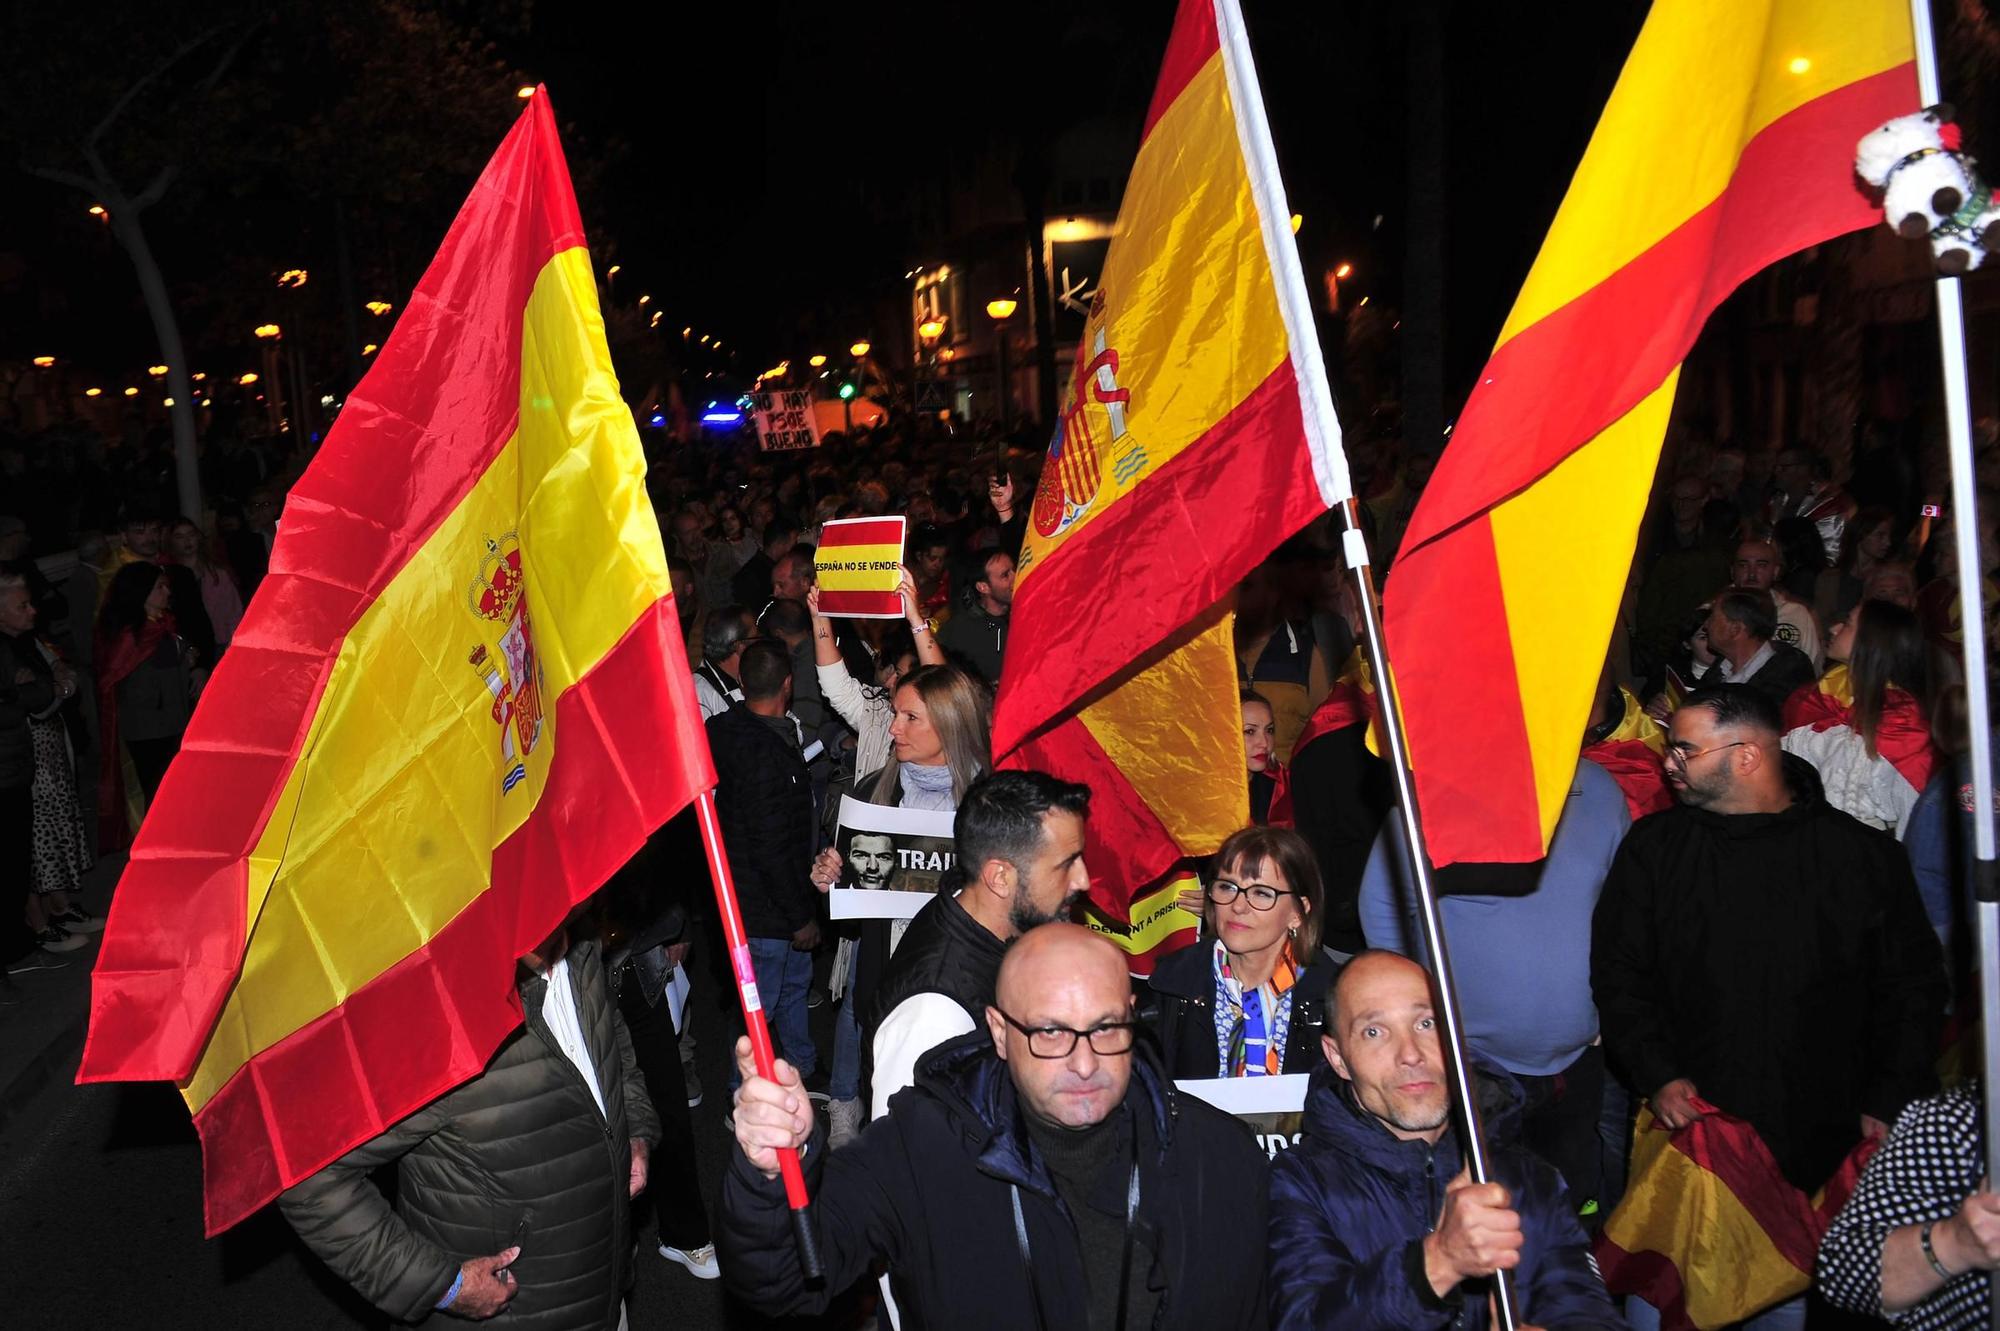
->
<box><xmin>1023</xmin><ymin>1104</ymin><xmax>1157</xmax><ymax>1331</ymax></box>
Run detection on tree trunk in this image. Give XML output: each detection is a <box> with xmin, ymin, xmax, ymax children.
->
<box><xmin>1403</xmin><ymin>0</ymin><xmax>1447</xmax><ymax>457</ymax></box>
<box><xmin>112</xmin><ymin>209</ymin><xmax>203</xmax><ymax>521</ymax></box>
<box><xmin>1804</xmin><ymin>236</ymin><xmax>1863</xmax><ymax>486</ymax></box>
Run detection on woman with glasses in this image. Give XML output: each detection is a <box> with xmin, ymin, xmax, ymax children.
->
<box><xmin>1141</xmin><ymin>825</ymin><xmax>1329</xmax><ymax>1079</ymax></box>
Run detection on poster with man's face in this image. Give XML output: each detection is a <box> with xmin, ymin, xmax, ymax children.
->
<box><xmin>830</xmin><ymin>795</ymin><xmax>957</xmax><ymax>920</ymax></box>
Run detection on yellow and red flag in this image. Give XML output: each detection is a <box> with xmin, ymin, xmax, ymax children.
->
<box><xmin>1597</xmin><ymin>1102</ymin><xmax>1875</xmax><ymax>1330</ymax></box>
<box><xmin>1385</xmin><ymin>0</ymin><xmax>1917</xmax><ymax>864</ymax></box>
<box><xmin>992</xmin><ymin>0</ymin><xmax>1349</xmax><ymax>954</ymax></box>
<box><xmin>1781</xmin><ymin>663</ymin><xmax>1936</xmax><ymax>791</ymax></box>
<box><xmin>77</xmin><ymin>93</ymin><xmax>713</xmax><ymax>1233</ymax></box>
<box><xmin>1583</xmin><ymin>687</ymin><xmax>1674</xmax><ymax>823</ymax></box>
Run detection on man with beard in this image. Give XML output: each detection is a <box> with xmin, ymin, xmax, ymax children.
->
<box><xmin>936</xmin><ymin>547</ymin><xmax>1013</xmax><ymax>687</ymax></box>
<box><xmin>863</xmin><ymin>769</ymin><xmax>1090</xmax><ymax>1119</ymax></box>
<box><xmin>1268</xmin><ymin>951</ymin><xmax>1621</xmax><ymax>1330</ymax></box>
<box><xmin>1593</xmin><ymin>684</ymin><xmax>1945</xmax><ymax>1330</ymax></box>
<box><xmin>721</xmin><ymin>924</ymin><xmax>1270</xmax><ymax>1330</ymax></box>
<box><xmin>847</xmin><ymin>831</ymin><xmax>898</xmax><ymax>892</ymax></box>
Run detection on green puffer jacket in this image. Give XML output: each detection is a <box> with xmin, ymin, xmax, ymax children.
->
<box><xmin>280</xmin><ymin>940</ymin><xmax>661</xmax><ymax>1329</ymax></box>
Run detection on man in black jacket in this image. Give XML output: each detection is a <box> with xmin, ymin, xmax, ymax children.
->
<box><xmin>859</xmin><ymin>769</ymin><xmax>1090</xmax><ymax>1118</ymax></box>
<box><xmin>1594</xmin><ymin>683</ymin><xmax>1944</xmax><ymax>1203</ymax></box>
<box><xmin>705</xmin><ymin>637</ymin><xmax>819</xmax><ymax>1086</ymax></box>
<box><xmin>1699</xmin><ymin>587</ymin><xmax>1815</xmax><ymax>710</ymax></box>
<box><xmin>721</xmin><ymin>923</ymin><xmax>1271</xmax><ymax>1330</ymax></box>
<box><xmin>280</xmin><ymin>924</ymin><xmax>660</xmax><ymax>1330</ymax></box>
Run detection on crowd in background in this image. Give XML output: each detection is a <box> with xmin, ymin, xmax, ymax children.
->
<box><xmin>4</xmin><ymin>399</ymin><xmax>2000</xmax><ymax>1328</ymax></box>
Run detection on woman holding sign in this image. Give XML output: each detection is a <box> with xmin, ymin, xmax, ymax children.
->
<box><xmin>806</xmin><ymin>569</ymin><xmax>943</xmax><ymax>778</ymax></box>
<box><xmin>1142</xmin><ymin>826</ymin><xmax>1331</xmax><ymax>1080</ymax></box>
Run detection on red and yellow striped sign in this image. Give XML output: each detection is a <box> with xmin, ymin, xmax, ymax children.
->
<box><xmin>77</xmin><ymin>93</ymin><xmax>714</xmax><ymax>1233</ymax></box>
<box><xmin>994</xmin><ymin>0</ymin><xmax>1349</xmax><ymax>924</ymax></box>
<box><xmin>1384</xmin><ymin>0</ymin><xmax>1916</xmax><ymax>864</ymax></box>
<box><xmin>813</xmin><ymin>516</ymin><xmax>907</xmax><ymax>618</ymax></box>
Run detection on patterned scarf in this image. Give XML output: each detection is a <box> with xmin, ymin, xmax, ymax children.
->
<box><xmin>1211</xmin><ymin>939</ymin><xmax>1298</xmax><ymax>1078</ymax></box>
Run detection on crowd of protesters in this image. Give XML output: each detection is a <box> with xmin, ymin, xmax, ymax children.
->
<box><xmin>4</xmin><ymin>400</ymin><xmax>2000</xmax><ymax>1329</ymax></box>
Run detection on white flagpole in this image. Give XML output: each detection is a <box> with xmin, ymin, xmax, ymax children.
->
<box><xmin>1906</xmin><ymin>7</ymin><xmax>2000</xmax><ymax>1327</ymax></box>
<box><xmin>1213</xmin><ymin>2</ymin><xmax>1518</xmax><ymax>1327</ymax></box>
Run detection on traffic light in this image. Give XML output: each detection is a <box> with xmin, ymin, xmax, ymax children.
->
<box><xmin>837</xmin><ymin>381</ymin><xmax>856</xmax><ymax>401</ymax></box>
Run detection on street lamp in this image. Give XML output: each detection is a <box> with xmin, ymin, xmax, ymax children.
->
<box><xmin>84</xmin><ymin>387</ymin><xmax>102</xmax><ymax>398</ymax></box>
<box><xmin>808</xmin><ymin>354</ymin><xmax>827</xmax><ymax>368</ymax></box>
<box><xmin>148</xmin><ymin>364</ymin><xmax>168</xmax><ymax>377</ymax></box>
<box><xmin>365</xmin><ymin>301</ymin><xmax>393</xmax><ymax>316</ymax></box>
<box><xmin>917</xmin><ymin>318</ymin><xmax>946</xmax><ymax>343</ymax></box>
<box><xmin>239</xmin><ymin>373</ymin><xmax>260</xmax><ymax>385</ymax></box>
<box><xmin>516</xmin><ymin>85</ymin><xmax>536</xmax><ymax>100</ymax></box>
<box><xmin>986</xmin><ymin>298</ymin><xmax>1018</xmax><ymax>422</ymax></box>
<box><xmin>32</xmin><ymin>356</ymin><xmax>54</xmax><ymax>368</ymax></box>
<box><xmin>850</xmin><ymin>340</ymin><xmax>870</xmax><ymax>358</ymax></box>
<box><xmin>255</xmin><ymin>323</ymin><xmax>281</xmax><ymax>339</ymax></box>
<box><xmin>87</xmin><ymin>204</ymin><xmax>106</xmax><ymax>219</ymax></box>
<box><xmin>123</xmin><ymin>386</ymin><xmax>139</xmax><ymax>397</ymax></box>
<box><xmin>1335</xmin><ymin>262</ymin><xmax>1353</xmax><ymax>279</ymax></box>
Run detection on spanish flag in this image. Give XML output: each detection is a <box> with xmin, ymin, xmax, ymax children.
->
<box><xmin>77</xmin><ymin>93</ymin><xmax>714</xmax><ymax>1233</ymax></box>
<box><xmin>1597</xmin><ymin>1102</ymin><xmax>1875</xmax><ymax>1330</ymax></box>
<box><xmin>1781</xmin><ymin>664</ymin><xmax>1936</xmax><ymax>792</ymax></box>
<box><xmin>993</xmin><ymin>0</ymin><xmax>1349</xmax><ymax>933</ymax></box>
<box><xmin>1583</xmin><ymin>687</ymin><xmax>1674</xmax><ymax>823</ymax></box>
<box><xmin>1384</xmin><ymin>0</ymin><xmax>1916</xmax><ymax>864</ymax></box>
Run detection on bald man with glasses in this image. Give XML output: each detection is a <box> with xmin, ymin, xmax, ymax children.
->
<box><xmin>717</xmin><ymin>923</ymin><xmax>1271</xmax><ymax>1330</ymax></box>
<box><xmin>1591</xmin><ymin>684</ymin><xmax>1945</xmax><ymax>1327</ymax></box>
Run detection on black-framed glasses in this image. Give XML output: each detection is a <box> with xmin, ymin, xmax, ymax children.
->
<box><xmin>994</xmin><ymin>1009</ymin><xmax>1138</xmax><ymax>1059</ymax></box>
<box><xmin>1664</xmin><ymin>740</ymin><xmax>1747</xmax><ymax>771</ymax></box>
<box><xmin>1207</xmin><ymin>880</ymin><xmax>1294</xmax><ymax>910</ymax></box>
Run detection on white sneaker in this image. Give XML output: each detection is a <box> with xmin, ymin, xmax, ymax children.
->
<box><xmin>659</xmin><ymin>1242</ymin><xmax>721</xmax><ymax>1280</ymax></box>
<box><xmin>828</xmin><ymin>1096</ymin><xmax>864</xmax><ymax>1150</ymax></box>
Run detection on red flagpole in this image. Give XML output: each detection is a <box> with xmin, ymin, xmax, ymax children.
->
<box><xmin>692</xmin><ymin>788</ymin><xmax>824</xmax><ymax>1283</ymax></box>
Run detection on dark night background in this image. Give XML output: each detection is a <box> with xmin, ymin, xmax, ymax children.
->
<box><xmin>0</xmin><ymin>1</ymin><xmax>1663</xmax><ymax>428</ymax></box>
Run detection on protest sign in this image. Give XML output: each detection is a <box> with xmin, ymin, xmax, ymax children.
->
<box><xmin>829</xmin><ymin>795</ymin><xmax>955</xmax><ymax>920</ymax></box>
<box><xmin>814</xmin><ymin>516</ymin><xmax>907</xmax><ymax>618</ymax></box>
<box><xmin>1175</xmin><ymin>1073</ymin><xmax>1311</xmax><ymax>1159</ymax></box>
<box><xmin>751</xmin><ymin>389</ymin><xmax>823</xmax><ymax>452</ymax></box>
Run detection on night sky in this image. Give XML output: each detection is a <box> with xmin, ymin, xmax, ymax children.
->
<box><xmin>3</xmin><ymin>1</ymin><xmax>1656</xmax><ymax>414</ymax></box>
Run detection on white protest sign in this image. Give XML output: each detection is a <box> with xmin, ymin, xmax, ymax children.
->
<box><xmin>1175</xmin><ymin>1073</ymin><xmax>1312</xmax><ymax>1158</ymax></box>
<box><xmin>830</xmin><ymin>796</ymin><xmax>956</xmax><ymax>920</ymax></box>
<box><xmin>751</xmin><ymin>389</ymin><xmax>823</xmax><ymax>452</ymax></box>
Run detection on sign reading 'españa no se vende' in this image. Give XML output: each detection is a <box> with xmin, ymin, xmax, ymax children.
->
<box><xmin>813</xmin><ymin>515</ymin><xmax>906</xmax><ymax>618</ymax></box>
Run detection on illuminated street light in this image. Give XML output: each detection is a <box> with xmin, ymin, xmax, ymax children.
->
<box><xmin>1335</xmin><ymin>262</ymin><xmax>1353</xmax><ymax>280</ymax></box>
<box><xmin>607</xmin><ymin>264</ymin><xmax>622</xmax><ymax>278</ymax></box>
<box><xmin>681</xmin><ymin>326</ymin><xmax>692</xmax><ymax>337</ymax></box>
<box><xmin>255</xmin><ymin>323</ymin><xmax>281</xmax><ymax>339</ymax></box>
<box><xmin>1290</xmin><ymin>213</ymin><xmax>1303</xmax><ymax>234</ymax></box>
<box><xmin>238</xmin><ymin>373</ymin><xmax>259</xmax><ymax>385</ymax></box>
<box><xmin>917</xmin><ymin>317</ymin><xmax>946</xmax><ymax>342</ymax></box>
<box><xmin>699</xmin><ymin>334</ymin><xmax>711</xmax><ymax>345</ymax></box>
<box><xmin>84</xmin><ymin>387</ymin><xmax>102</xmax><ymax>397</ymax></box>
<box><xmin>808</xmin><ymin>354</ymin><xmax>827</xmax><ymax>368</ymax></box>
<box><xmin>32</xmin><ymin>356</ymin><xmax>54</xmax><ymax>368</ymax></box>
<box><xmin>87</xmin><ymin>204</ymin><xmax>106</xmax><ymax>218</ymax></box>
<box><xmin>123</xmin><ymin>387</ymin><xmax>139</xmax><ymax>397</ymax></box>
<box><xmin>850</xmin><ymin>340</ymin><xmax>871</xmax><ymax>357</ymax></box>
<box><xmin>649</xmin><ymin>311</ymin><xmax>662</xmax><ymax>327</ymax></box>
<box><xmin>517</xmin><ymin>85</ymin><xmax>536</xmax><ymax>100</ymax></box>
<box><xmin>362</xmin><ymin>343</ymin><xmax>379</xmax><ymax>355</ymax></box>
<box><xmin>148</xmin><ymin>364</ymin><xmax>168</xmax><ymax>377</ymax></box>
<box><xmin>637</xmin><ymin>294</ymin><xmax>651</xmax><ymax>306</ymax></box>
<box><xmin>984</xmin><ymin>299</ymin><xmax>1016</xmax><ymax>322</ymax></box>
<box><xmin>163</xmin><ymin>397</ymin><xmax>175</xmax><ymax>407</ymax></box>
<box><xmin>191</xmin><ymin>372</ymin><xmax>207</xmax><ymax>382</ymax></box>
<box><xmin>365</xmin><ymin>300</ymin><xmax>393</xmax><ymax>316</ymax></box>
<box><xmin>277</xmin><ymin>269</ymin><xmax>309</xmax><ymax>288</ymax></box>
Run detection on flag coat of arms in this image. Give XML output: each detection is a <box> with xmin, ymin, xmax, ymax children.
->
<box><xmin>77</xmin><ymin>92</ymin><xmax>714</xmax><ymax>1233</ymax></box>
<box><xmin>993</xmin><ymin>0</ymin><xmax>1350</xmax><ymax>959</ymax></box>
<box><xmin>1384</xmin><ymin>0</ymin><xmax>1917</xmax><ymax>865</ymax></box>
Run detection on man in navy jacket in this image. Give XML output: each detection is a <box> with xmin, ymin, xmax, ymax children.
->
<box><xmin>1268</xmin><ymin>951</ymin><xmax>1620</xmax><ymax>1330</ymax></box>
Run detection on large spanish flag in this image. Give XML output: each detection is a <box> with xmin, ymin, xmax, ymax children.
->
<box><xmin>1385</xmin><ymin>0</ymin><xmax>1916</xmax><ymax>864</ymax></box>
<box><xmin>1597</xmin><ymin>1102</ymin><xmax>1875</xmax><ymax>1329</ymax></box>
<box><xmin>77</xmin><ymin>93</ymin><xmax>713</xmax><ymax>1233</ymax></box>
<box><xmin>993</xmin><ymin>0</ymin><xmax>1350</xmax><ymax>933</ymax></box>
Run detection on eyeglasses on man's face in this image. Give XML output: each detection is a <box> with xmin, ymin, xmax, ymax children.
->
<box><xmin>994</xmin><ymin>1009</ymin><xmax>1138</xmax><ymax>1059</ymax></box>
<box><xmin>1664</xmin><ymin>739</ymin><xmax>1747</xmax><ymax>771</ymax></box>
<box><xmin>1207</xmin><ymin>879</ymin><xmax>1293</xmax><ymax>910</ymax></box>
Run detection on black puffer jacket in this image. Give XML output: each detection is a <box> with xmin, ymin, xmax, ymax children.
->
<box><xmin>719</xmin><ymin>1031</ymin><xmax>1271</xmax><ymax>1330</ymax></box>
<box><xmin>704</xmin><ymin>706</ymin><xmax>816</xmax><ymax>938</ymax></box>
<box><xmin>1140</xmin><ymin>942</ymin><xmax>1331</xmax><ymax>1080</ymax></box>
<box><xmin>279</xmin><ymin>940</ymin><xmax>660</xmax><ymax>1330</ymax></box>
<box><xmin>0</xmin><ymin>631</ymin><xmax>53</xmax><ymax>790</ymax></box>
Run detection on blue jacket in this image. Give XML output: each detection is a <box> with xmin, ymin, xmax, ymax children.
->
<box><xmin>1268</xmin><ymin>1065</ymin><xmax>1620</xmax><ymax>1331</ymax></box>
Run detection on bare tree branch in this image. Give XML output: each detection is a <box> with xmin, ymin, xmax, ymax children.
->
<box><xmin>132</xmin><ymin>163</ymin><xmax>178</xmax><ymax>213</ymax></box>
<box><xmin>84</xmin><ymin>22</ymin><xmax>232</xmax><ymax>155</ymax></box>
<box><xmin>21</xmin><ymin>161</ymin><xmax>103</xmax><ymax>195</ymax></box>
